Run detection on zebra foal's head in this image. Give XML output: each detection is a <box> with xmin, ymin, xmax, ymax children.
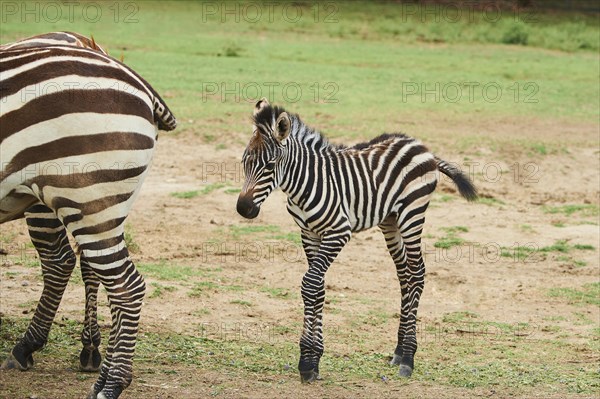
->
<box><xmin>237</xmin><ymin>98</ymin><xmax>291</xmax><ymax>219</ymax></box>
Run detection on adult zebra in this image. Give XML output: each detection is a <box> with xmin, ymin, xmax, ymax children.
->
<box><xmin>237</xmin><ymin>99</ymin><xmax>477</xmax><ymax>382</ymax></box>
<box><xmin>2</xmin><ymin>31</ymin><xmax>112</xmax><ymax>376</ymax></box>
<box><xmin>1</xmin><ymin>39</ymin><xmax>176</xmax><ymax>399</ymax></box>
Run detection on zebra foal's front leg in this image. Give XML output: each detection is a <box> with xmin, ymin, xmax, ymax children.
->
<box><xmin>298</xmin><ymin>229</ymin><xmax>350</xmax><ymax>383</ymax></box>
<box><xmin>2</xmin><ymin>205</ymin><xmax>76</xmax><ymax>370</ymax></box>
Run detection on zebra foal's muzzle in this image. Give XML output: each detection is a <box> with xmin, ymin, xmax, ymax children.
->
<box><xmin>237</xmin><ymin>192</ymin><xmax>260</xmax><ymax>219</ymax></box>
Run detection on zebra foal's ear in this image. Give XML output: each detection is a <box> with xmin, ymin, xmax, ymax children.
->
<box><xmin>253</xmin><ymin>97</ymin><xmax>270</xmax><ymax>116</ymax></box>
<box><xmin>274</xmin><ymin>112</ymin><xmax>291</xmax><ymax>142</ymax></box>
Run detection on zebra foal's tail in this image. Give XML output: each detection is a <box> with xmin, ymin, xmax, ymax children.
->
<box><xmin>435</xmin><ymin>157</ymin><xmax>478</xmax><ymax>201</ymax></box>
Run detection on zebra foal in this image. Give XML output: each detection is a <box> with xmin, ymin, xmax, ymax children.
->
<box><xmin>237</xmin><ymin>99</ymin><xmax>477</xmax><ymax>382</ymax></box>
<box><xmin>1</xmin><ymin>38</ymin><xmax>176</xmax><ymax>399</ymax></box>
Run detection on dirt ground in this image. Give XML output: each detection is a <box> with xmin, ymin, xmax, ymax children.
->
<box><xmin>0</xmin><ymin>114</ymin><xmax>598</xmax><ymax>398</ymax></box>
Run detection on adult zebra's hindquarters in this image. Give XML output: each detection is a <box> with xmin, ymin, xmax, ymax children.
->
<box><xmin>237</xmin><ymin>98</ymin><xmax>477</xmax><ymax>383</ymax></box>
<box><xmin>0</xmin><ymin>41</ymin><xmax>176</xmax><ymax>399</ymax></box>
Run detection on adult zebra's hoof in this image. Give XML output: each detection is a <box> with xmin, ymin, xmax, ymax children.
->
<box><xmin>87</xmin><ymin>388</ymin><xmax>119</xmax><ymax>399</ymax></box>
<box><xmin>299</xmin><ymin>369</ymin><xmax>319</xmax><ymax>383</ymax></box>
<box><xmin>1</xmin><ymin>350</ymin><xmax>33</xmax><ymax>370</ymax></box>
<box><xmin>80</xmin><ymin>347</ymin><xmax>102</xmax><ymax>372</ymax></box>
<box><xmin>389</xmin><ymin>353</ymin><xmax>402</xmax><ymax>366</ymax></box>
<box><xmin>398</xmin><ymin>364</ymin><xmax>413</xmax><ymax>377</ymax></box>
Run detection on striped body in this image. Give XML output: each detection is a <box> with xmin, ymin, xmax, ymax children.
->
<box><xmin>1</xmin><ymin>35</ymin><xmax>175</xmax><ymax>399</ymax></box>
<box><xmin>238</xmin><ymin>99</ymin><xmax>476</xmax><ymax>382</ymax></box>
<box><xmin>282</xmin><ymin>133</ymin><xmax>438</xmax><ymax>234</ymax></box>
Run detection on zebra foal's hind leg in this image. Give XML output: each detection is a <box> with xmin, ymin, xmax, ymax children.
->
<box><xmin>1</xmin><ymin>204</ymin><xmax>76</xmax><ymax>370</ymax></box>
<box><xmin>380</xmin><ymin>212</ymin><xmax>426</xmax><ymax>377</ymax></box>
<box><xmin>79</xmin><ymin>256</ymin><xmax>102</xmax><ymax>372</ymax></box>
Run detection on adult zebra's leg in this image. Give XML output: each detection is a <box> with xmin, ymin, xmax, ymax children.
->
<box><xmin>79</xmin><ymin>256</ymin><xmax>102</xmax><ymax>372</ymax></box>
<box><xmin>75</xmin><ymin>226</ymin><xmax>145</xmax><ymax>399</ymax></box>
<box><xmin>298</xmin><ymin>229</ymin><xmax>350</xmax><ymax>383</ymax></box>
<box><xmin>2</xmin><ymin>204</ymin><xmax>76</xmax><ymax>370</ymax></box>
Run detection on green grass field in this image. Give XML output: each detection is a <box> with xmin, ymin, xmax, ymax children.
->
<box><xmin>1</xmin><ymin>1</ymin><xmax>598</xmax><ymax>141</ymax></box>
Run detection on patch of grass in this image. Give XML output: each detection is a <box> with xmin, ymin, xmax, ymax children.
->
<box><xmin>224</xmin><ymin>188</ymin><xmax>241</xmax><ymax>194</ymax></box>
<box><xmin>529</xmin><ymin>142</ymin><xmax>547</xmax><ymax>155</ymax></box>
<box><xmin>230</xmin><ymin>299</ymin><xmax>253</xmax><ymax>307</ymax></box>
<box><xmin>548</xmin><ymin>282</ymin><xmax>600</xmax><ymax>306</ymax></box>
<box><xmin>573</xmin><ymin>244</ymin><xmax>594</xmax><ymax>250</ymax></box>
<box><xmin>551</xmin><ymin>221</ymin><xmax>566</xmax><ymax>227</ymax></box>
<box><xmin>477</xmin><ymin>197</ymin><xmax>506</xmax><ymax>206</ymax></box>
<box><xmin>519</xmin><ymin>224</ymin><xmax>533</xmax><ymax>232</ymax></box>
<box><xmin>201</xmin><ymin>182</ymin><xmax>227</xmax><ymax>195</ymax></box>
<box><xmin>138</xmin><ymin>261</ymin><xmax>220</xmax><ymax>281</ymax></box>
<box><xmin>260</xmin><ymin>286</ymin><xmax>291</xmax><ymax>299</ymax></box>
<box><xmin>188</xmin><ymin>281</ymin><xmax>244</xmax><ymax>297</ymax></box>
<box><xmin>501</xmin><ymin>21</ymin><xmax>529</xmax><ymax>45</ymax></box>
<box><xmin>229</xmin><ymin>224</ymin><xmax>281</xmax><ymax>240</ymax></box>
<box><xmin>540</xmin><ymin>240</ymin><xmax>570</xmax><ymax>253</ymax></box>
<box><xmin>502</xmin><ymin>240</ymin><xmax>596</xmax><ymax>261</ymax></box>
<box><xmin>543</xmin><ymin>204</ymin><xmax>599</xmax><ymax>217</ymax></box>
<box><xmin>442</xmin><ymin>226</ymin><xmax>469</xmax><ymax>234</ymax></box>
<box><xmin>269</xmin><ymin>232</ymin><xmax>302</xmax><ymax>245</ymax></box>
<box><xmin>434</xmin><ymin>226</ymin><xmax>468</xmax><ymax>249</ymax></box>
<box><xmin>149</xmin><ymin>282</ymin><xmax>177</xmax><ymax>299</ymax></box>
<box><xmin>500</xmin><ymin>245</ymin><xmax>538</xmax><ymax>262</ymax></box>
<box><xmin>221</xmin><ymin>42</ymin><xmax>243</xmax><ymax>57</ymax></box>
<box><xmin>442</xmin><ymin>311</ymin><xmax>480</xmax><ymax>323</ymax></box>
<box><xmin>434</xmin><ymin>194</ymin><xmax>455</xmax><ymax>203</ymax></box>
<box><xmin>124</xmin><ymin>224</ymin><xmax>140</xmax><ymax>254</ymax></box>
<box><xmin>0</xmin><ymin>232</ymin><xmax>17</xmax><ymax>243</ymax></box>
<box><xmin>170</xmin><ymin>190</ymin><xmax>199</xmax><ymax>199</ymax></box>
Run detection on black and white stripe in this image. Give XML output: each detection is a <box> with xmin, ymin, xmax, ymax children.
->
<box><xmin>1</xmin><ymin>34</ymin><xmax>176</xmax><ymax>399</ymax></box>
<box><xmin>237</xmin><ymin>99</ymin><xmax>476</xmax><ymax>382</ymax></box>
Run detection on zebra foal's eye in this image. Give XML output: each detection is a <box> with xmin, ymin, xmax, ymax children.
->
<box><xmin>264</xmin><ymin>160</ymin><xmax>276</xmax><ymax>171</ymax></box>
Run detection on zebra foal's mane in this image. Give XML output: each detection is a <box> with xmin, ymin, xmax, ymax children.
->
<box><xmin>252</xmin><ymin>104</ymin><xmax>414</xmax><ymax>153</ymax></box>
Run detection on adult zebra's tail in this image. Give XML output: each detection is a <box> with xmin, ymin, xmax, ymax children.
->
<box><xmin>435</xmin><ymin>157</ymin><xmax>478</xmax><ymax>201</ymax></box>
<box><xmin>152</xmin><ymin>96</ymin><xmax>177</xmax><ymax>131</ymax></box>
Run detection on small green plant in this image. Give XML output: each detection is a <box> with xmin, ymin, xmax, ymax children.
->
<box><xmin>502</xmin><ymin>21</ymin><xmax>529</xmax><ymax>45</ymax></box>
<box><xmin>529</xmin><ymin>143</ymin><xmax>547</xmax><ymax>155</ymax></box>
<box><xmin>230</xmin><ymin>299</ymin><xmax>253</xmax><ymax>307</ymax></box>
<box><xmin>171</xmin><ymin>190</ymin><xmax>200</xmax><ymax>199</ymax></box>
<box><xmin>434</xmin><ymin>226</ymin><xmax>468</xmax><ymax>249</ymax></box>
<box><xmin>200</xmin><ymin>182</ymin><xmax>227</xmax><ymax>195</ymax></box>
<box><xmin>222</xmin><ymin>42</ymin><xmax>242</xmax><ymax>57</ymax></box>
<box><xmin>260</xmin><ymin>286</ymin><xmax>291</xmax><ymax>298</ymax></box>
<box><xmin>543</xmin><ymin>204</ymin><xmax>599</xmax><ymax>217</ymax></box>
<box><xmin>477</xmin><ymin>197</ymin><xmax>505</xmax><ymax>206</ymax></box>
<box><xmin>124</xmin><ymin>224</ymin><xmax>140</xmax><ymax>253</ymax></box>
<box><xmin>149</xmin><ymin>282</ymin><xmax>177</xmax><ymax>299</ymax></box>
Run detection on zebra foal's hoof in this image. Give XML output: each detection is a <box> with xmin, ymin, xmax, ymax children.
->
<box><xmin>80</xmin><ymin>347</ymin><xmax>102</xmax><ymax>372</ymax></box>
<box><xmin>398</xmin><ymin>364</ymin><xmax>413</xmax><ymax>378</ymax></box>
<box><xmin>299</xmin><ymin>369</ymin><xmax>319</xmax><ymax>383</ymax></box>
<box><xmin>389</xmin><ymin>353</ymin><xmax>402</xmax><ymax>366</ymax></box>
